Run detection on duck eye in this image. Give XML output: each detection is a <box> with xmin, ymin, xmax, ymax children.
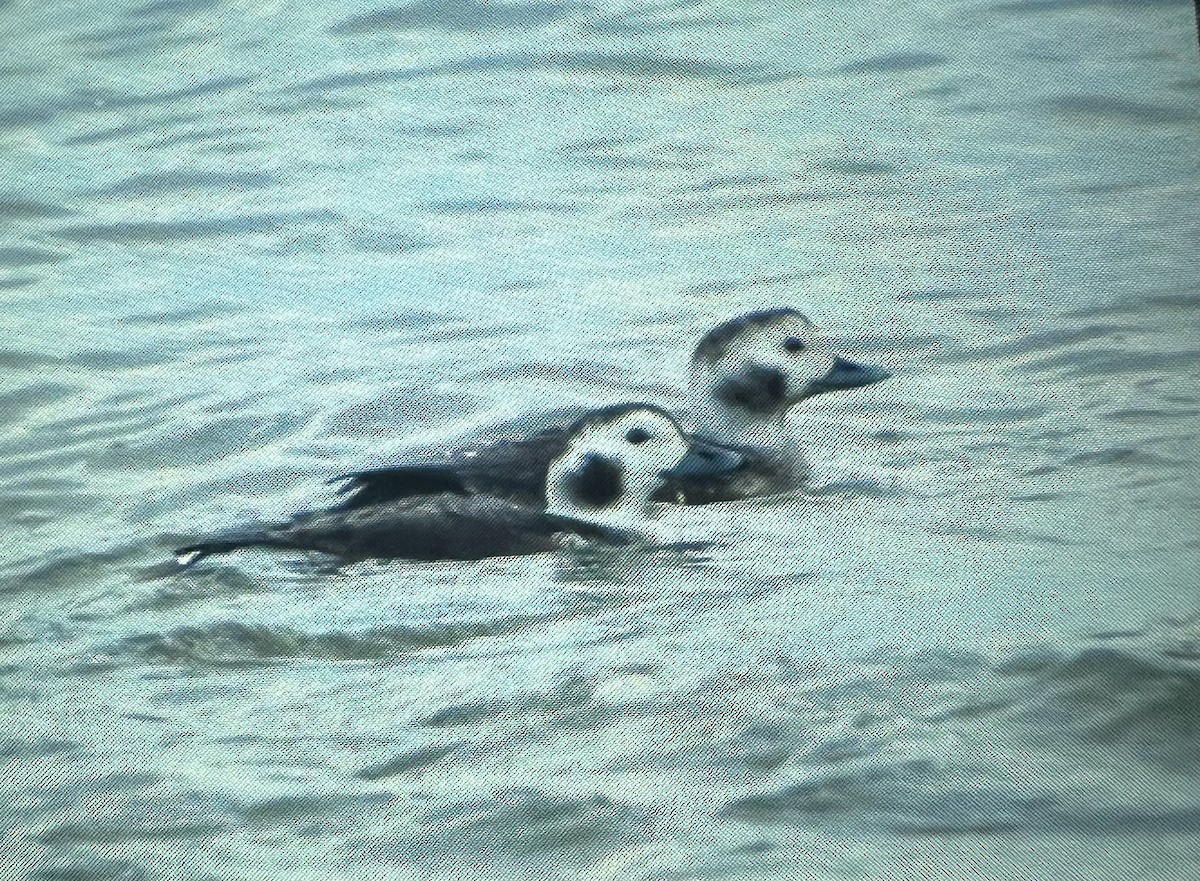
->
<box><xmin>782</xmin><ymin>336</ymin><xmax>806</xmax><ymax>354</ymax></box>
<box><xmin>625</xmin><ymin>426</ymin><xmax>652</xmax><ymax>445</ymax></box>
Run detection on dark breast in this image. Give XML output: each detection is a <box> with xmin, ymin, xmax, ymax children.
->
<box><xmin>655</xmin><ymin>446</ymin><xmax>808</xmax><ymax>505</ymax></box>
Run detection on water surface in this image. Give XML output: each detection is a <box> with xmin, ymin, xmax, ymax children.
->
<box><xmin>2</xmin><ymin>0</ymin><xmax>1199</xmax><ymax>878</ymax></box>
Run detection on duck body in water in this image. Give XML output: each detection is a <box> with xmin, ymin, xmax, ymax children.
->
<box><xmin>333</xmin><ymin>308</ymin><xmax>891</xmax><ymax>510</ymax></box>
<box><xmin>676</xmin><ymin>307</ymin><xmax>892</xmax><ymax>502</ymax></box>
<box><xmin>175</xmin><ymin>404</ymin><xmax>742</xmax><ymax>566</ymax></box>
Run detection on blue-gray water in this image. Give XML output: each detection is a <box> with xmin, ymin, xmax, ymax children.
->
<box><xmin>2</xmin><ymin>0</ymin><xmax>1199</xmax><ymax>878</ymax></box>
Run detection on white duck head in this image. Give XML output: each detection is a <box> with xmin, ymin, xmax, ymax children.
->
<box><xmin>544</xmin><ymin>403</ymin><xmax>742</xmax><ymax>536</ymax></box>
<box><xmin>686</xmin><ymin>307</ymin><xmax>892</xmax><ymax>447</ymax></box>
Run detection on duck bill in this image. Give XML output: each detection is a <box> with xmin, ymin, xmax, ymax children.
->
<box><xmin>808</xmin><ymin>356</ymin><xmax>892</xmax><ymax>396</ymax></box>
<box><xmin>662</xmin><ymin>438</ymin><xmax>746</xmax><ymax>478</ymax></box>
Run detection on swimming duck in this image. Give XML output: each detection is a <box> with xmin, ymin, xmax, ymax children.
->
<box><xmin>174</xmin><ymin>404</ymin><xmax>741</xmax><ymax>566</ymax></box>
<box><xmin>677</xmin><ymin>307</ymin><xmax>891</xmax><ymax>502</ymax></box>
<box><xmin>333</xmin><ymin>308</ymin><xmax>891</xmax><ymax>509</ymax></box>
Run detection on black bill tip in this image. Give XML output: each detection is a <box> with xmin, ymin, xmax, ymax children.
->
<box><xmin>808</xmin><ymin>356</ymin><xmax>892</xmax><ymax>396</ymax></box>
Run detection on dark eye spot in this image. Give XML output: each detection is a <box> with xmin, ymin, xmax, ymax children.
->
<box><xmin>625</xmin><ymin>426</ymin><xmax>651</xmax><ymax>445</ymax></box>
<box><xmin>782</xmin><ymin>336</ymin><xmax>806</xmax><ymax>354</ymax></box>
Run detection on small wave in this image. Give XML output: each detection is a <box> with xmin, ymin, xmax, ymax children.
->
<box><xmin>103</xmin><ymin>72</ymin><xmax>258</xmax><ymax>111</ymax></box>
<box><xmin>52</xmin><ymin>209</ymin><xmax>341</xmax><ymax>245</ymax></box>
<box><xmin>927</xmin><ymin>521</ymin><xmax>1074</xmax><ymax>546</ymax></box>
<box><xmin>1042</xmin><ymin>94</ymin><xmax>1197</xmax><ymax>126</ymax></box>
<box><xmin>1063</xmin><ymin>446</ymin><xmax>1174</xmax><ymax>468</ymax></box>
<box><xmin>811</xmin><ymin>159</ymin><xmax>898</xmax><ymax>176</ymax></box>
<box><xmin>681</xmin><ymin>272</ymin><xmax>806</xmax><ymax>298</ymax></box>
<box><xmin>0</xmin><ymin>195</ymin><xmax>73</xmax><ymax>221</ymax></box>
<box><xmin>0</xmin><ymin>737</ymin><xmax>78</xmax><ymax>763</ymax></box>
<box><xmin>84</xmin><ymin>35</ymin><xmax>191</xmax><ymax>62</ymax></box>
<box><xmin>64</xmin><ymin>346</ymin><xmax>184</xmax><ymax>370</ymax></box>
<box><xmin>0</xmin><ymin>381</ymin><xmax>74</xmax><ymax>423</ymax></box>
<box><xmin>80</xmin><ymin>410</ymin><xmax>310</xmax><ymax>471</ymax></box>
<box><xmin>330</xmin><ymin>0</ymin><xmax>579</xmax><ymax>35</ymax></box>
<box><xmin>3</xmin><ymin>547</ymin><xmax>142</xmax><ymax>596</ymax></box>
<box><xmin>28</xmin><ymin>857</ymin><xmax>153</xmax><ymax>881</ymax></box>
<box><xmin>723</xmin><ymin>749</ymin><xmax>1200</xmax><ymax>836</ymax></box>
<box><xmin>0</xmin><ymin>103</ymin><xmax>57</xmax><ymax>133</ymax></box>
<box><xmin>272</xmin><ymin>223</ymin><xmax>432</xmax><ymax>256</ymax></box>
<box><xmin>0</xmin><ymin>245</ymin><xmax>67</xmax><ymax>267</ymax></box>
<box><xmin>1104</xmin><ymin>406</ymin><xmax>1200</xmax><ymax>423</ymax></box>
<box><xmin>136</xmin><ymin>565</ymin><xmax>264</xmax><ymax>611</ymax></box>
<box><xmin>685</xmin><ymin>172</ymin><xmax>779</xmax><ymax>194</ymax></box>
<box><xmin>145</xmin><ymin>123</ymin><xmax>253</xmax><ymax>151</ymax></box>
<box><xmin>70</xmin><ymin>18</ymin><xmax>177</xmax><ymax>60</ymax></box>
<box><xmin>95</xmin><ymin>168</ymin><xmax>278</xmax><ymax>198</ymax></box>
<box><xmin>355</xmin><ymin>742</ymin><xmax>463</xmax><ymax>779</ymax></box>
<box><xmin>238</xmin><ymin>790</ymin><xmax>395</xmax><ymax>831</ymax></box>
<box><xmin>418</xmin><ymin>195</ymin><xmax>577</xmax><ymax>215</ymax></box>
<box><xmin>586</xmin><ymin>9</ymin><xmax>737</xmax><ymax>35</ymax></box>
<box><xmin>3</xmin><ymin>73</ymin><xmax>252</xmax><ymax>135</ymax></box>
<box><xmin>420</xmin><ymin>673</ymin><xmax>599</xmax><ymax>728</ymax></box>
<box><xmin>117</xmin><ymin>615</ymin><xmax>547</xmax><ymax>667</ymax></box>
<box><xmin>1023</xmin><ymin>346</ymin><xmax>1199</xmax><ymax>378</ymax></box>
<box><xmin>897</xmin><ymin>288</ymin><xmax>987</xmax><ymax>303</ymax></box>
<box><xmin>59</xmin><ymin>111</ymin><xmax>200</xmax><ymax>147</ymax></box>
<box><xmin>930</xmin><ymin>402</ymin><xmax>1052</xmax><ymax>426</ymax></box>
<box><xmin>325</xmin><ymin>388</ymin><xmax>480</xmax><ymax>437</ymax></box>
<box><xmin>942</xmin><ymin>323</ymin><xmax>1135</xmax><ymax>363</ymax></box>
<box><xmin>994</xmin><ymin>643</ymin><xmax>1200</xmax><ymax>769</ymax></box>
<box><xmin>805</xmin><ymin>478</ymin><xmax>907</xmax><ymax>500</ymax></box>
<box><xmin>346</xmin><ymin>787</ymin><xmax>648</xmax><ymax>867</ymax></box>
<box><xmin>288</xmin><ymin>52</ymin><xmax>793</xmax><ymax>94</ymax></box>
<box><xmin>0</xmin><ymin>276</ymin><xmax>38</xmax><ymax>290</ymax></box>
<box><xmin>38</xmin><ymin>816</ymin><xmax>225</xmax><ymax>847</ymax></box>
<box><xmin>125</xmin><ymin>303</ymin><xmax>239</xmax><ymax>325</ymax></box>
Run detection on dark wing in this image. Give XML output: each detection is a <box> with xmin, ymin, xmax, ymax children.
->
<box><xmin>329</xmin><ymin>466</ymin><xmax>471</xmax><ymax>510</ymax></box>
<box><xmin>287</xmin><ymin>493</ymin><xmax>561</xmax><ymax>561</ymax></box>
<box><xmin>331</xmin><ymin>417</ymin><xmax>581</xmax><ymax>510</ymax></box>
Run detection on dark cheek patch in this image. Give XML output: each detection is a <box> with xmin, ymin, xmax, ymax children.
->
<box><xmin>568</xmin><ymin>458</ymin><xmax>625</xmax><ymax>509</ymax></box>
<box><xmin>716</xmin><ymin>375</ymin><xmax>758</xmax><ymax>409</ymax></box>
<box><xmin>716</xmin><ymin>366</ymin><xmax>788</xmax><ymax>414</ymax></box>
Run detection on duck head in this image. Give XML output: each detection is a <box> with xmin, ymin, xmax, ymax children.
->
<box><xmin>544</xmin><ymin>403</ymin><xmax>743</xmax><ymax>534</ymax></box>
<box><xmin>687</xmin><ymin>307</ymin><xmax>892</xmax><ymax>444</ymax></box>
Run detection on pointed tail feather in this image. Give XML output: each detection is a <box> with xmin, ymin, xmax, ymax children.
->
<box><xmin>173</xmin><ymin>528</ymin><xmax>292</xmax><ymax>568</ymax></box>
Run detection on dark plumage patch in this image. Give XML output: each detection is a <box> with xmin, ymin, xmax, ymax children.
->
<box><xmin>567</xmin><ymin>455</ymin><xmax>624</xmax><ymax>509</ymax></box>
<box><xmin>329</xmin><ymin>466</ymin><xmax>469</xmax><ymax>511</ymax></box>
<box><xmin>715</xmin><ymin>364</ymin><xmax>789</xmax><ymax>414</ymax></box>
<box><xmin>692</xmin><ymin>307</ymin><xmax>812</xmax><ymax>364</ymax></box>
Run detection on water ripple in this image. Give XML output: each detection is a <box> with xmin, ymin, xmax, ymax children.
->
<box><xmin>331</xmin><ymin>0</ymin><xmax>584</xmax><ymax>34</ymax></box>
<box><xmin>52</xmin><ymin>209</ymin><xmax>341</xmax><ymax>245</ymax></box>
<box><xmin>114</xmin><ymin>615</ymin><xmax>551</xmax><ymax>667</ymax></box>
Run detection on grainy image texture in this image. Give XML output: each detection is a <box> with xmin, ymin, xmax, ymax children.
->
<box><xmin>1</xmin><ymin>0</ymin><xmax>1198</xmax><ymax>879</ymax></box>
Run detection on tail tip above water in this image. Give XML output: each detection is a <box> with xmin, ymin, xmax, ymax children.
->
<box><xmin>174</xmin><ymin>547</ymin><xmax>206</xmax><ymax>568</ymax></box>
